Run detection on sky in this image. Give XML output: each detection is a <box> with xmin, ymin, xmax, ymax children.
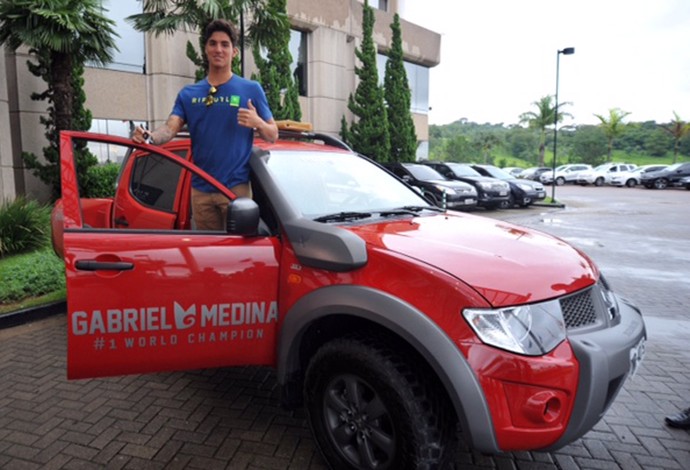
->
<box><xmin>399</xmin><ymin>0</ymin><xmax>690</xmax><ymax>126</ymax></box>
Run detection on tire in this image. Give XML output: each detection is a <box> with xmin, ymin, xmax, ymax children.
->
<box><xmin>555</xmin><ymin>177</ymin><xmax>565</xmax><ymax>186</ymax></box>
<box><xmin>653</xmin><ymin>178</ymin><xmax>668</xmax><ymax>189</ymax></box>
<box><xmin>594</xmin><ymin>177</ymin><xmax>604</xmax><ymax>187</ymax></box>
<box><xmin>498</xmin><ymin>194</ymin><xmax>515</xmax><ymax>209</ymax></box>
<box><xmin>304</xmin><ymin>335</ymin><xmax>455</xmax><ymax>470</ymax></box>
<box><xmin>625</xmin><ymin>179</ymin><xmax>636</xmax><ymax>188</ymax></box>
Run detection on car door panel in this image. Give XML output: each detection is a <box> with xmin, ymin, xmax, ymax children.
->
<box><xmin>59</xmin><ymin>132</ymin><xmax>280</xmax><ymax>379</ymax></box>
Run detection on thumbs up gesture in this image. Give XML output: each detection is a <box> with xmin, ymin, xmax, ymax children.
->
<box><xmin>238</xmin><ymin>99</ymin><xmax>259</xmax><ymax>130</ymax></box>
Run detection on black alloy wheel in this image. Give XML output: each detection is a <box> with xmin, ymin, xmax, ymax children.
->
<box><xmin>304</xmin><ymin>335</ymin><xmax>455</xmax><ymax>470</ymax></box>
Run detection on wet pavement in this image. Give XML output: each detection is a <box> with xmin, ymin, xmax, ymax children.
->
<box><xmin>1</xmin><ymin>184</ymin><xmax>689</xmax><ymax>469</ymax></box>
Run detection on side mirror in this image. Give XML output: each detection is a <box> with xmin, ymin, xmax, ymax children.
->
<box><xmin>402</xmin><ymin>175</ymin><xmax>412</xmax><ymax>183</ymax></box>
<box><xmin>226</xmin><ymin>197</ymin><xmax>260</xmax><ymax>236</ymax></box>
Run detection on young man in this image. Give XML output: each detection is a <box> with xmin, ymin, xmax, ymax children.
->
<box><xmin>133</xmin><ymin>19</ymin><xmax>278</xmax><ymax>230</ymax></box>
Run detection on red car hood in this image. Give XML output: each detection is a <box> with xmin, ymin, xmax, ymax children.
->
<box><xmin>350</xmin><ymin>212</ymin><xmax>597</xmax><ymax>307</ymax></box>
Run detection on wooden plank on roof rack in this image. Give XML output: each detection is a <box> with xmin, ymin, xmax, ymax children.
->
<box><xmin>276</xmin><ymin>120</ymin><xmax>313</xmax><ymax>132</ymax></box>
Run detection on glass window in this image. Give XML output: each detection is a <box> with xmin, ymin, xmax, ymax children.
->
<box><xmin>130</xmin><ymin>153</ymin><xmax>183</xmax><ymax>212</ymax></box>
<box><xmin>289</xmin><ymin>29</ymin><xmax>308</xmax><ymax>96</ymax></box>
<box><xmin>89</xmin><ymin>0</ymin><xmax>145</xmax><ymax>73</ymax></box>
<box><xmin>88</xmin><ymin>119</ymin><xmax>147</xmax><ymax>163</ymax></box>
<box><xmin>377</xmin><ymin>54</ymin><xmax>430</xmax><ymax>114</ymax></box>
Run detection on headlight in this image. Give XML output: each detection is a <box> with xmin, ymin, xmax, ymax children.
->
<box><xmin>517</xmin><ymin>183</ymin><xmax>532</xmax><ymax>191</ymax></box>
<box><xmin>478</xmin><ymin>182</ymin><xmax>492</xmax><ymax>189</ymax></box>
<box><xmin>463</xmin><ymin>302</ymin><xmax>566</xmax><ymax>355</ymax></box>
<box><xmin>434</xmin><ymin>185</ymin><xmax>457</xmax><ymax>195</ymax></box>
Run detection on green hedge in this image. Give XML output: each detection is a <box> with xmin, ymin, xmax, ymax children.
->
<box><xmin>0</xmin><ymin>248</ymin><xmax>65</xmax><ymax>302</ymax></box>
<box><xmin>0</xmin><ymin>197</ymin><xmax>51</xmax><ymax>257</ymax></box>
<box><xmin>84</xmin><ymin>162</ymin><xmax>120</xmax><ymax>198</ymax></box>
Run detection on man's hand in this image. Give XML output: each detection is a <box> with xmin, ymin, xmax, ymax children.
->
<box><xmin>239</xmin><ymin>100</ymin><xmax>278</xmax><ymax>143</ymax></box>
<box><xmin>132</xmin><ymin>125</ymin><xmax>152</xmax><ymax>144</ymax></box>
<box><xmin>238</xmin><ymin>99</ymin><xmax>261</xmax><ymax>130</ymax></box>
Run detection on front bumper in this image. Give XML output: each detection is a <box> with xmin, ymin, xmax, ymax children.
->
<box><xmin>545</xmin><ymin>295</ymin><xmax>646</xmax><ymax>450</ymax></box>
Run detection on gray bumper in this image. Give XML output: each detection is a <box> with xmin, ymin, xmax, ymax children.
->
<box><xmin>546</xmin><ymin>296</ymin><xmax>646</xmax><ymax>450</ymax></box>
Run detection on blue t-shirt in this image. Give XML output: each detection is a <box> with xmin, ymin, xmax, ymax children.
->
<box><xmin>171</xmin><ymin>75</ymin><xmax>273</xmax><ymax>192</ymax></box>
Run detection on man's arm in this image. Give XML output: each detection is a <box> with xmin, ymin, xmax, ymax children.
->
<box><xmin>132</xmin><ymin>115</ymin><xmax>185</xmax><ymax>145</ymax></box>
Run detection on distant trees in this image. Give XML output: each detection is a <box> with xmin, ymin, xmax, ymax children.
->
<box><xmin>594</xmin><ymin>108</ymin><xmax>631</xmax><ymax>162</ymax></box>
<box><xmin>661</xmin><ymin>112</ymin><xmax>690</xmax><ymax>163</ymax></box>
<box><xmin>519</xmin><ymin>96</ymin><xmax>571</xmax><ymax>166</ymax></box>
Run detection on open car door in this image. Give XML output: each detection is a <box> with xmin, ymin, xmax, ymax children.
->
<box><xmin>59</xmin><ymin>132</ymin><xmax>280</xmax><ymax>379</ymax></box>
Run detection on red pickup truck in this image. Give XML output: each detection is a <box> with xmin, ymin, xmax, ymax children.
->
<box><xmin>52</xmin><ymin>128</ymin><xmax>646</xmax><ymax>469</ymax></box>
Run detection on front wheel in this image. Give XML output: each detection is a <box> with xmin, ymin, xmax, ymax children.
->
<box><xmin>653</xmin><ymin>178</ymin><xmax>669</xmax><ymax>189</ymax></box>
<box><xmin>304</xmin><ymin>335</ymin><xmax>455</xmax><ymax>470</ymax></box>
<box><xmin>555</xmin><ymin>177</ymin><xmax>565</xmax><ymax>186</ymax></box>
<box><xmin>594</xmin><ymin>177</ymin><xmax>605</xmax><ymax>187</ymax></box>
<box><xmin>625</xmin><ymin>179</ymin><xmax>636</xmax><ymax>188</ymax></box>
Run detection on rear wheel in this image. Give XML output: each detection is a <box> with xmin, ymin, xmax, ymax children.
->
<box><xmin>304</xmin><ymin>335</ymin><xmax>455</xmax><ymax>470</ymax></box>
<box><xmin>653</xmin><ymin>178</ymin><xmax>669</xmax><ymax>189</ymax></box>
<box><xmin>594</xmin><ymin>177</ymin><xmax>605</xmax><ymax>186</ymax></box>
<box><xmin>498</xmin><ymin>194</ymin><xmax>515</xmax><ymax>209</ymax></box>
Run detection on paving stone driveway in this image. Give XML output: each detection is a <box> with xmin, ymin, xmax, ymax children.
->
<box><xmin>1</xmin><ymin>185</ymin><xmax>688</xmax><ymax>469</ymax></box>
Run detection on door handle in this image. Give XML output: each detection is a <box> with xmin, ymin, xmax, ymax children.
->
<box><xmin>75</xmin><ymin>260</ymin><xmax>134</xmax><ymax>271</ymax></box>
<box><xmin>114</xmin><ymin>217</ymin><xmax>129</xmax><ymax>227</ymax></box>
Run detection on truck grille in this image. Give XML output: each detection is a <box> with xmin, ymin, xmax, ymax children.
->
<box><xmin>561</xmin><ymin>288</ymin><xmax>597</xmax><ymax>329</ymax></box>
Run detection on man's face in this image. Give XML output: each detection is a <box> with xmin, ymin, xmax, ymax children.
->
<box><xmin>205</xmin><ymin>31</ymin><xmax>236</xmax><ymax>69</ymax></box>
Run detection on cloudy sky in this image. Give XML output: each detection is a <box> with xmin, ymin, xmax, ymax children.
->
<box><xmin>400</xmin><ymin>0</ymin><xmax>690</xmax><ymax>126</ymax></box>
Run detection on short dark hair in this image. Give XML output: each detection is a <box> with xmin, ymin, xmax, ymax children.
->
<box><xmin>203</xmin><ymin>19</ymin><xmax>239</xmax><ymax>47</ymax></box>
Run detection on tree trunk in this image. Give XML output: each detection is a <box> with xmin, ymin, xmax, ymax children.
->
<box><xmin>51</xmin><ymin>51</ymin><xmax>74</xmax><ymax>134</ymax></box>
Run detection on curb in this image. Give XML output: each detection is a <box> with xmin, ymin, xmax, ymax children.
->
<box><xmin>0</xmin><ymin>300</ymin><xmax>66</xmax><ymax>330</ymax></box>
<box><xmin>531</xmin><ymin>202</ymin><xmax>566</xmax><ymax>209</ymax></box>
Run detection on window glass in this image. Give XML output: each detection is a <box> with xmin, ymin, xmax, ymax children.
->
<box><xmin>377</xmin><ymin>54</ymin><xmax>430</xmax><ymax>114</ymax></box>
<box><xmin>88</xmin><ymin>119</ymin><xmax>147</xmax><ymax>163</ymax></box>
<box><xmin>130</xmin><ymin>153</ymin><xmax>183</xmax><ymax>212</ymax></box>
<box><xmin>89</xmin><ymin>0</ymin><xmax>145</xmax><ymax>73</ymax></box>
<box><xmin>289</xmin><ymin>29</ymin><xmax>308</xmax><ymax>96</ymax></box>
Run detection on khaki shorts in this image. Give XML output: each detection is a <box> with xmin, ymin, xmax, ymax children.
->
<box><xmin>191</xmin><ymin>183</ymin><xmax>252</xmax><ymax>231</ymax></box>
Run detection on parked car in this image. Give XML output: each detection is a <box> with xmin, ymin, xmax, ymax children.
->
<box><xmin>471</xmin><ymin>164</ymin><xmax>546</xmax><ymax>208</ymax></box>
<box><xmin>421</xmin><ymin>161</ymin><xmax>511</xmax><ymax>209</ymax></box>
<box><xmin>51</xmin><ymin>127</ymin><xmax>647</xmax><ymax>464</ymax></box>
<box><xmin>608</xmin><ymin>164</ymin><xmax>668</xmax><ymax>187</ymax></box>
<box><xmin>640</xmin><ymin>162</ymin><xmax>690</xmax><ymax>189</ymax></box>
<box><xmin>680</xmin><ymin>176</ymin><xmax>690</xmax><ymax>190</ymax></box>
<box><xmin>381</xmin><ymin>162</ymin><xmax>478</xmax><ymax>210</ymax></box>
<box><xmin>540</xmin><ymin>164</ymin><xmax>593</xmax><ymax>186</ymax></box>
<box><xmin>575</xmin><ymin>163</ymin><xmax>637</xmax><ymax>186</ymax></box>
<box><xmin>501</xmin><ymin>166</ymin><xmax>525</xmax><ymax>178</ymax></box>
<box><xmin>519</xmin><ymin>166</ymin><xmax>552</xmax><ymax>181</ymax></box>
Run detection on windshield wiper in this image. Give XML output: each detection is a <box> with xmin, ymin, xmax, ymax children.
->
<box><xmin>379</xmin><ymin>205</ymin><xmax>444</xmax><ymax>217</ymax></box>
<box><xmin>313</xmin><ymin>211</ymin><xmax>373</xmax><ymax>223</ymax></box>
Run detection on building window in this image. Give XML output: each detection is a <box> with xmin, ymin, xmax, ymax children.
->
<box><xmin>357</xmin><ymin>0</ymin><xmax>388</xmax><ymax>10</ymax></box>
<box><xmin>89</xmin><ymin>119</ymin><xmax>146</xmax><ymax>163</ymax></box>
<box><xmin>377</xmin><ymin>54</ymin><xmax>429</xmax><ymax>114</ymax></box>
<box><xmin>289</xmin><ymin>30</ymin><xmax>308</xmax><ymax>96</ymax></box>
<box><xmin>89</xmin><ymin>0</ymin><xmax>145</xmax><ymax>73</ymax></box>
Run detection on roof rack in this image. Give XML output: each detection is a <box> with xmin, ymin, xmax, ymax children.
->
<box><xmin>169</xmin><ymin>121</ymin><xmax>351</xmax><ymax>152</ymax></box>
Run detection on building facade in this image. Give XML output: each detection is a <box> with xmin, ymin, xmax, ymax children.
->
<box><xmin>0</xmin><ymin>0</ymin><xmax>440</xmax><ymax>201</ymax></box>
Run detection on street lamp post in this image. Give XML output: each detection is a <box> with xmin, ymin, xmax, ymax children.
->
<box><xmin>551</xmin><ymin>47</ymin><xmax>575</xmax><ymax>203</ymax></box>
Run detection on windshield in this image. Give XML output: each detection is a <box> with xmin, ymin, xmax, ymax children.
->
<box><xmin>266</xmin><ymin>151</ymin><xmax>432</xmax><ymax>218</ymax></box>
<box><xmin>480</xmin><ymin>166</ymin><xmax>511</xmax><ymax>180</ymax></box>
<box><xmin>664</xmin><ymin>163</ymin><xmax>682</xmax><ymax>171</ymax></box>
<box><xmin>447</xmin><ymin>163</ymin><xmax>481</xmax><ymax>177</ymax></box>
<box><xmin>406</xmin><ymin>164</ymin><xmax>445</xmax><ymax>181</ymax></box>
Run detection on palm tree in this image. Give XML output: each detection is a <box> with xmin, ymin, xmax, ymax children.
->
<box><xmin>127</xmin><ymin>0</ymin><xmax>289</xmax><ymax>79</ymax></box>
<box><xmin>0</xmin><ymin>0</ymin><xmax>118</xmax><ymax>134</ymax></box>
<box><xmin>594</xmin><ymin>108</ymin><xmax>630</xmax><ymax>162</ymax></box>
<box><xmin>661</xmin><ymin>112</ymin><xmax>690</xmax><ymax>164</ymax></box>
<box><xmin>519</xmin><ymin>96</ymin><xmax>571</xmax><ymax>166</ymax></box>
